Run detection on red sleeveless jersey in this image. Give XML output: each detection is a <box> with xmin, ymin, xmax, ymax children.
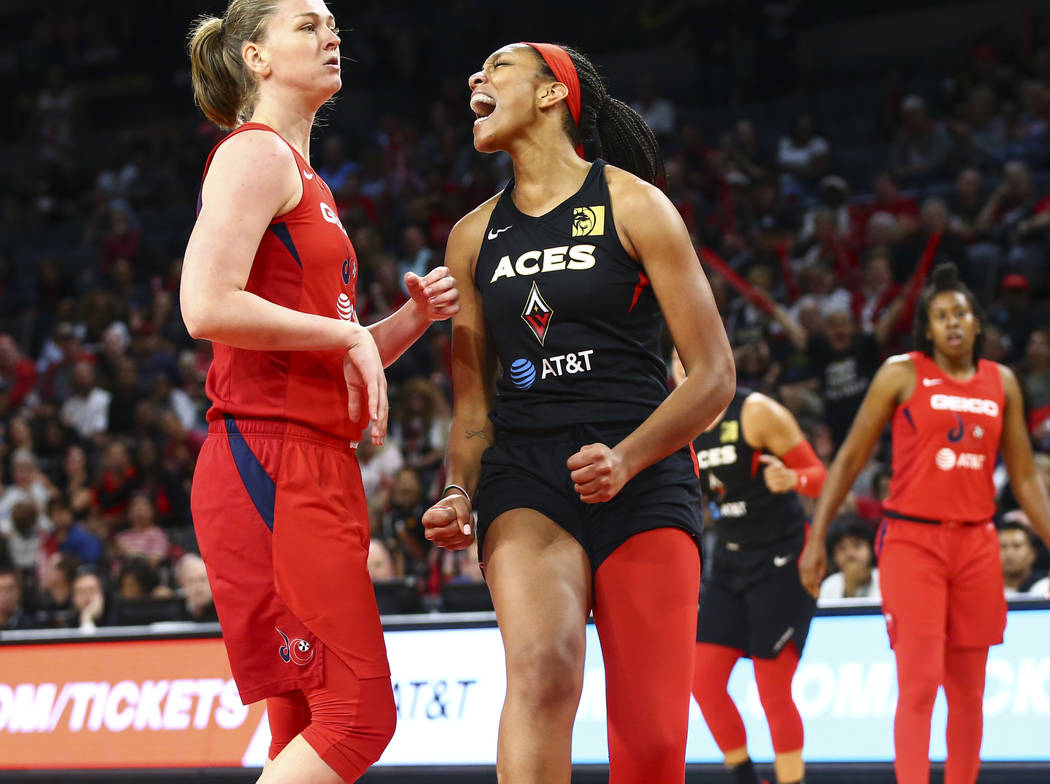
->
<box><xmin>884</xmin><ymin>351</ymin><xmax>1004</xmax><ymax>522</ymax></box>
<box><xmin>199</xmin><ymin>123</ymin><xmax>363</xmax><ymax>441</ymax></box>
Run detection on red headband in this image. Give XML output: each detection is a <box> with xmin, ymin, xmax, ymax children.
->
<box><xmin>523</xmin><ymin>42</ymin><xmax>585</xmax><ymax>158</ymax></box>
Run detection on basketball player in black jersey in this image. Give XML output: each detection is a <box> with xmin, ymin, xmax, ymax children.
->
<box><xmin>673</xmin><ymin>355</ymin><xmax>825</xmax><ymax>784</ymax></box>
<box><xmin>420</xmin><ymin>43</ymin><xmax>734</xmax><ymax>783</ymax></box>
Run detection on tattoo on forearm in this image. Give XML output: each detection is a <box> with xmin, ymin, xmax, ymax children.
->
<box><xmin>466</xmin><ymin>429</ymin><xmax>492</xmax><ymax>444</ymax></box>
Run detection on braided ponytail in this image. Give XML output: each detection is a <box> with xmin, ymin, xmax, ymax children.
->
<box><xmin>533</xmin><ymin>45</ymin><xmax>664</xmax><ymax>185</ymax></box>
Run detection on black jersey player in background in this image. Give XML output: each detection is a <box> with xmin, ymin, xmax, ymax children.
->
<box><xmin>421</xmin><ymin>42</ymin><xmax>734</xmax><ymax>783</ymax></box>
<box><xmin>673</xmin><ymin>353</ymin><xmax>826</xmax><ymax>784</ymax></box>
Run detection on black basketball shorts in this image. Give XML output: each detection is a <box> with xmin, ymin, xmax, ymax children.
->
<box><xmin>697</xmin><ymin>527</ymin><xmax>816</xmax><ymax>659</ymax></box>
<box><xmin>475</xmin><ymin>423</ymin><xmax>703</xmax><ymax>570</ymax></box>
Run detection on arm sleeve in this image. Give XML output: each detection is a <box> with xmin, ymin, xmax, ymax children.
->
<box><xmin>781</xmin><ymin>439</ymin><xmax>826</xmax><ymax>498</ymax></box>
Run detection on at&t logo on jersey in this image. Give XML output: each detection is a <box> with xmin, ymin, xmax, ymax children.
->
<box><xmin>508</xmin><ymin>358</ymin><xmax>536</xmax><ymax>389</ymax></box>
<box><xmin>521</xmin><ymin>282</ymin><xmax>554</xmax><ymax>344</ymax></box>
<box><xmin>542</xmin><ymin>351</ymin><xmax>594</xmax><ymax>379</ymax></box>
<box><xmin>930</xmin><ymin>393</ymin><xmax>999</xmax><ymax>417</ymax></box>
<box><xmin>508</xmin><ymin>351</ymin><xmax>596</xmax><ymax>390</ymax></box>
<box><xmin>276</xmin><ymin>628</ymin><xmax>315</xmax><ymax>665</ymax></box>
<box><xmin>719</xmin><ymin>501</ymin><xmax>748</xmax><ymax>518</ymax></box>
<box><xmin>934</xmin><ymin>448</ymin><xmax>986</xmax><ymax>471</ymax></box>
<box><xmin>336</xmin><ymin>293</ymin><xmax>356</xmax><ymax>321</ymax></box>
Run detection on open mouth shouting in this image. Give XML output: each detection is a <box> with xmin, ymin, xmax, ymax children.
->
<box><xmin>470</xmin><ymin>91</ymin><xmax>496</xmax><ymax>126</ymax></box>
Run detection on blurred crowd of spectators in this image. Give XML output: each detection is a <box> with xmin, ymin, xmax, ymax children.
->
<box><xmin>2</xmin><ymin>3</ymin><xmax>1050</xmax><ymax>632</ymax></box>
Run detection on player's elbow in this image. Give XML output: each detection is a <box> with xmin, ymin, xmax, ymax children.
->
<box><xmin>181</xmin><ymin>305</ymin><xmax>206</xmax><ymax>340</ymax></box>
<box><xmin>181</xmin><ymin>299</ymin><xmax>220</xmax><ymax>341</ymax></box>
<box><xmin>708</xmin><ymin>349</ymin><xmax>736</xmax><ymax>411</ymax></box>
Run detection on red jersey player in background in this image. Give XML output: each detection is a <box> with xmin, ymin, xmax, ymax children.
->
<box><xmin>181</xmin><ymin>1</ymin><xmax>459</xmax><ymax>782</ymax></box>
<box><xmin>800</xmin><ymin>263</ymin><xmax>1050</xmax><ymax>784</ymax></box>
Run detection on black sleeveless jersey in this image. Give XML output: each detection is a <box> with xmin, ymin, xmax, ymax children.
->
<box><xmin>692</xmin><ymin>388</ymin><xmax>806</xmax><ymax>546</ymax></box>
<box><xmin>476</xmin><ymin>160</ymin><xmax>668</xmax><ymax>431</ymax></box>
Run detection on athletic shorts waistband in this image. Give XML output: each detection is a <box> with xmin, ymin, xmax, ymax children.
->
<box><xmin>209</xmin><ymin>416</ymin><xmax>359</xmax><ymax>451</ymax></box>
<box><xmin>494</xmin><ymin>421</ymin><xmax>637</xmax><ymax>444</ymax></box>
<box><xmin>882</xmin><ymin>509</ymin><xmax>989</xmax><ymax>527</ymax></box>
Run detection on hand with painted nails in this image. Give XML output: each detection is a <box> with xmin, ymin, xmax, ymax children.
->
<box><xmin>422</xmin><ymin>490</ymin><xmax>475</xmax><ymax>550</ymax></box>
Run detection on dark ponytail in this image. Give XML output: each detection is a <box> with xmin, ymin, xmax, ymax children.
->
<box><xmin>912</xmin><ymin>262</ymin><xmax>985</xmax><ymax>363</ymax></box>
<box><xmin>534</xmin><ymin>45</ymin><xmax>664</xmax><ymax>186</ymax></box>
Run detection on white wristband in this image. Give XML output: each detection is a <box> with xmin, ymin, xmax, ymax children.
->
<box><xmin>442</xmin><ymin>483</ymin><xmax>471</xmax><ymax>505</ymax></box>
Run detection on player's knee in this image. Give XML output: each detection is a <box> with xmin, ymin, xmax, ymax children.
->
<box><xmin>358</xmin><ymin>685</ymin><xmax>397</xmax><ymax>765</ymax></box>
<box><xmin>897</xmin><ymin>672</ymin><xmax>940</xmax><ymax>710</ymax></box>
<box><xmin>610</xmin><ymin>732</ymin><xmax>685</xmax><ymax>784</ymax></box>
<box><xmin>944</xmin><ymin>679</ymin><xmax>984</xmax><ymax>708</ymax></box>
<box><xmin>692</xmin><ymin>676</ymin><xmax>730</xmax><ymax>707</ymax></box>
<box><xmin>505</xmin><ymin>637</ymin><xmax>583</xmax><ymax>709</ymax></box>
<box><xmin>627</xmin><ymin>727</ymin><xmax>683</xmax><ymax>761</ymax></box>
<box><xmin>308</xmin><ymin>678</ymin><xmax>397</xmax><ymax>775</ymax></box>
<box><xmin>755</xmin><ymin>680</ymin><xmax>795</xmax><ymax>715</ymax></box>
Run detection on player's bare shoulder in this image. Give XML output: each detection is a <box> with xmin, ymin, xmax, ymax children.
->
<box><xmin>603</xmin><ymin>163</ymin><xmax>680</xmax><ymax>259</ymax></box>
<box><xmin>740</xmin><ymin>391</ymin><xmax>790</xmax><ymax>423</ymax></box>
<box><xmin>876</xmin><ymin>353</ymin><xmax>918</xmax><ymax>401</ymax></box>
<box><xmin>209</xmin><ymin>127</ymin><xmax>296</xmax><ymax>179</ymax></box>
<box><xmin>446</xmin><ymin>192</ymin><xmax>502</xmax><ymax>280</ymax></box>
<box><xmin>997</xmin><ymin>362</ymin><xmax>1023</xmax><ymax>399</ymax></box>
<box><xmin>603</xmin><ymin>163</ymin><xmax>668</xmax><ymax>215</ymax></box>
<box><xmin>203</xmin><ymin>128</ymin><xmax>300</xmax><ymax>214</ymax></box>
<box><xmin>883</xmin><ymin>353</ymin><xmax>917</xmax><ymax>370</ymax></box>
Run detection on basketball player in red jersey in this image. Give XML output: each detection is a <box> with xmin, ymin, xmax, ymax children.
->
<box><xmin>800</xmin><ymin>263</ymin><xmax>1050</xmax><ymax>784</ymax></box>
<box><xmin>181</xmin><ymin>2</ymin><xmax>459</xmax><ymax>782</ymax></box>
<box><xmin>422</xmin><ymin>43</ymin><xmax>734</xmax><ymax>783</ymax></box>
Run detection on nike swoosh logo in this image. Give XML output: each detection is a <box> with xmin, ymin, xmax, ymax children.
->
<box><xmin>303</xmin><ymin>170</ymin><xmax>315</xmax><ymax>180</ymax></box>
<box><xmin>922</xmin><ymin>378</ymin><xmax>942</xmax><ymax>387</ymax></box>
<box><xmin>773</xmin><ymin>554</ymin><xmax>792</xmax><ymax>567</ymax></box>
<box><xmin>487</xmin><ymin>226</ymin><xmax>511</xmax><ymax>240</ymax></box>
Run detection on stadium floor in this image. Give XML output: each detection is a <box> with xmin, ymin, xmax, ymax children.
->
<box><xmin>7</xmin><ymin>763</ymin><xmax>1050</xmax><ymax>783</ymax></box>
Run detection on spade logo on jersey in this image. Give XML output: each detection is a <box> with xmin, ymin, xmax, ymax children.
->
<box><xmin>706</xmin><ymin>471</ymin><xmax>726</xmax><ymax>500</ymax></box>
<box><xmin>521</xmin><ymin>282</ymin><xmax>554</xmax><ymax>345</ymax></box>
<box><xmin>572</xmin><ymin>206</ymin><xmax>605</xmax><ymax>237</ymax></box>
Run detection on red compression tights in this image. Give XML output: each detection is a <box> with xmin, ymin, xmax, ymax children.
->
<box><xmin>893</xmin><ymin>636</ymin><xmax>989</xmax><ymax>784</ymax></box>
<box><xmin>692</xmin><ymin>641</ymin><xmax>804</xmax><ymax>755</ymax></box>
<box><xmin>267</xmin><ymin>649</ymin><xmax>396</xmax><ymax>782</ymax></box>
<box><xmin>593</xmin><ymin>528</ymin><xmax>701</xmax><ymax>784</ymax></box>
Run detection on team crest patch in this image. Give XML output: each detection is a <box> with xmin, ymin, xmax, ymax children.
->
<box><xmin>276</xmin><ymin>627</ymin><xmax>315</xmax><ymax>665</ymax></box>
<box><xmin>521</xmin><ymin>282</ymin><xmax>554</xmax><ymax>345</ymax></box>
<box><xmin>572</xmin><ymin>206</ymin><xmax>605</xmax><ymax>237</ymax></box>
<box><xmin>719</xmin><ymin>420</ymin><xmax>739</xmax><ymax>443</ymax></box>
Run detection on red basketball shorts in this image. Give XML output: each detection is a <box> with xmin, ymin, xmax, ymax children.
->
<box><xmin>191</xmin><ymin>416</ymin><xmax>389</xmax><ymax>704</ymax></box>
<box><xmin>877</xmin><ymin>518</ymin><xmax>1006</xmax><ymax>649</ymax></box>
